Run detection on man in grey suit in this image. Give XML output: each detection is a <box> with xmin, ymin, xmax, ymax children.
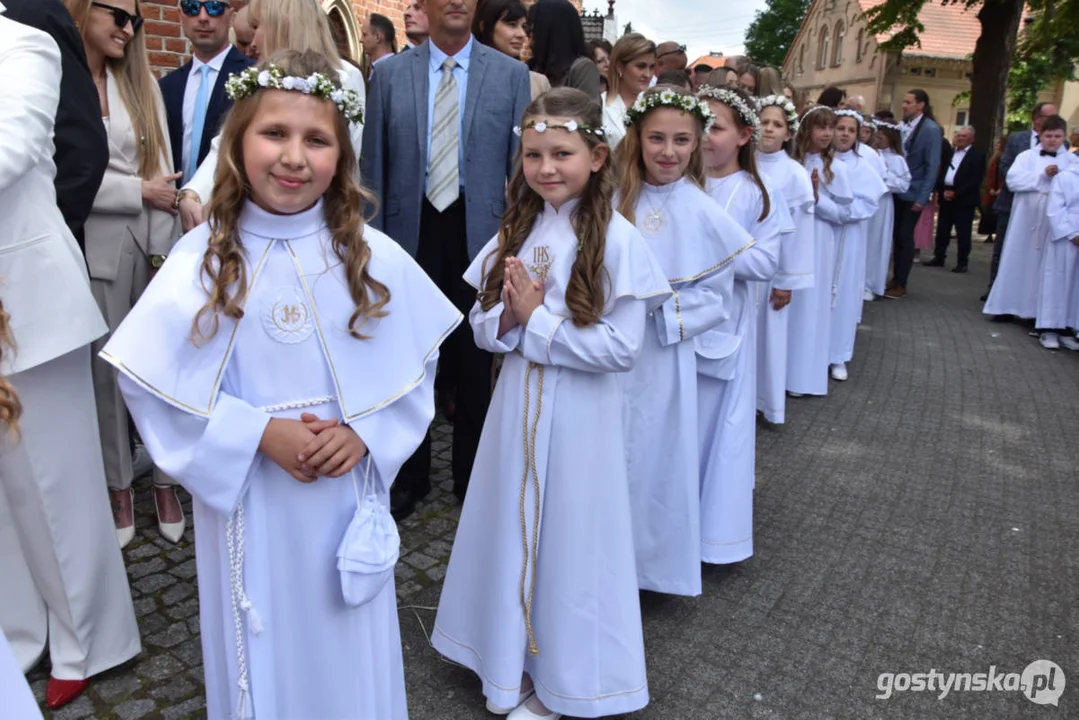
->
<box><xmin>982</xmin><ymin>102</ymin><xmax>1058</xmax><ymax>301</ymax></box>
<box><xmin>886</xmin><ymin>88</ymin><xmax>943</xmax><ymax>298</ymax></box>
<box><xmin>362</xmin><ymin>0</ymin><xmax>530</xmax><ymax>518</ymax></box>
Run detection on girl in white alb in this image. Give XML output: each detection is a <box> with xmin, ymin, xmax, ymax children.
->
<box><xmin>615</xmin><ymin>85</ymin><xmax>750</xmax><ymax>597</ymax></box>
<box><xmin>754</xmin><ymin>95</ymin><xmax>816</xmax><ymax>425</ymax></box>
<box><xmin>866</xmin><ymin>120</ymin><xmax>911</xmax><ymax>298</ymax></box>
<box><xmin>432</xmin><ymin>89</ymin><xmax>671</xmax><ymax>720</ymax></box>
<box><xmin>829</xmin><ymin>109</ymin><xmax>886</xmax><ymax>381</ymax></box>
<box><xmin>102</xmin><ymin>52</ymin><xmax>459</xmax><ymax>720</ymax></box>
<box><xmin>787</xmin><ymin>106</ymin><xmax>854</xmax><ymax>397</ymax></box>
<box><xmin>696</xmin><ymin>85</ymin><xmax>783</xmax><ymax>563</ymax></box>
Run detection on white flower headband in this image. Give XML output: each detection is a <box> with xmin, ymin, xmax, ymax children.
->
<box><xmin>756</xmin><ymin>94</ymin><xmax>799</xmax><ymax>135</ymax></box>
<box><xmin>513</xmin><ymin>119</ymin><xmax>606</xmax><ymax>138</ymax></box>
<box><xmin>800</xmin><ymin>104</ymin><xmax>834</xmax><ymax>121</ymax></box>
<box><xmin>696</xmin><ymin>84</ymin><xmax>761</xmax><ymax>142</ymax></box>
<box><xmin>626</xmin><ymin>88</ymin><xmax>716</xmax><ymax>132</ymax></box>
<box><xmin>835</xmin><ymin>108</ymin><xmax>863</xmax><ymax>126</ymax></box>
<box><xmin>225</xmin><ymin>65</ymin><xmax>364</xmax><ymax>125</ymax></box>
<box><xmin>875</xmin><ymin>119</ymin><xmax>901</xmax><ymax>131</ymax></box>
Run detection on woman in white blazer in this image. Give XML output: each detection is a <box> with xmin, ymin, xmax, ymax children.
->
<box><xmin>177</xmin><ymin>0</ymin><xmax>366</xmax><ymax>230</ymax></box>
<box><xmin>75</xmin><ymin>0</ymin><xmax>184</xmax><ymax>547</ymax></box>
<box><xmin>0</xmin><ymin>3</ymin><xmax>140</xmax><ymax>709</ymax></box>
<box><xmin>601</xmin><ymin>32</ymin><xmax>655</xmax><ymax>149</ymax></box>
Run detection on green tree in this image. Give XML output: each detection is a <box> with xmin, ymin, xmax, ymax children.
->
<box><xmin>745</xmin><ymin>0</ymin><xmax>812</xmax><ymax>68</ymax></box>
<box><xmin>1003</xmin><ymin>1</ymin><xmax>1079</xmax><ymax>131</ymax></box>
<box><xmin>863</xmin><ymin>0</ymin><xmax>1025</xmax><ymax>153</ymax></box>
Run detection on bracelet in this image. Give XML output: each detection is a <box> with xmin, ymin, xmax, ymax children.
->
<box><xmin>174</xmin><ymin>188</ymin><xmax>202</xmax><ymax>210</ymax></box>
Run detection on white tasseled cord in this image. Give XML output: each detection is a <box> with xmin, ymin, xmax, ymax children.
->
<box><xmin>226</xmin><ymin>501</ymin><xmax>262</xmax><ymax>719</ymax></box>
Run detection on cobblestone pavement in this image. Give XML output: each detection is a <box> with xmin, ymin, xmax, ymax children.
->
<box><xmin>28</xmin><ymin>238</ymin><xmax>1079</xmax><ymax>719</ymax></box>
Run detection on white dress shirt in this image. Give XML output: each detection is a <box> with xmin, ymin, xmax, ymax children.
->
<box><xmin>901</xmin><ymin>113</ymin><xmax>923</xmax><ymax>147</ymax></box>
<box><xmin>1030</xmin><ymin>128</ymin><xmax>1040</xmax><ymax>150</ymax></box>
<box><xmin>944</xmin><ymin>146</ymin><xmax>968</xmax><ymax>186</ymax></box>
<box><xmin>182</xmin><ymin>45</ymin><xmax>231</xmax><ymax>180</ymax></box>
<box><xmin>426</xmin><ymin>36</ymin><xmax>471</xmax><ymax>189</ymax></box>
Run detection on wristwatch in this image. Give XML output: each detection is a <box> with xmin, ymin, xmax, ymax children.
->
<box><xmin>173</xmin><ymin>188</ymin><xmax>202</xmax><ymax>210</ymax></box>
<box><xmin>150</xmin><ymin>254</ymin><xmax>168</xmax><ymax>270</ymax></box>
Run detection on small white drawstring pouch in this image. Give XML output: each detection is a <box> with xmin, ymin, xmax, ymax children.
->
<box><xmin>337</xmin><ymin>456</ymin><xmax>400</xmax><ymax>607</ymax></box>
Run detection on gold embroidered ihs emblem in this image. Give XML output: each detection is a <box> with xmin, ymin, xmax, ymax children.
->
<box><xmin>527</xmin><ymin>246</ymin><xmax>553</xmax><ymax>281</ymax></box>
<box><xmin>262</xmin><ymin>287</ymin><xmax>314</xmax><ymax>344</ymax></box>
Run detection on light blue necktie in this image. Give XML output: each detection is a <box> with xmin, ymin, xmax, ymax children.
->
<box><xmin>188</xmin><ymin>65</ymin><xmax>211</xmax><ymax>181</ymax></box>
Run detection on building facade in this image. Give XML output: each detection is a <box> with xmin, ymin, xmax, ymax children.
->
<box><xmin>783</xmin><ymin>0</ymin><xmax>1079</xmax><ymax>139</ymax></box>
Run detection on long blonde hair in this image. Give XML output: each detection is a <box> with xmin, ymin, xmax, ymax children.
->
<box><xmin>192</xmin><ymin>50</ymin><xmax>388</xmax><ymax>343</ymax></box>
<box><xmin>67</xmin><ymin>0</ymin><xmax>169</xmax><ymax>180</ymax></box>
<box><xmin>615</xmin><ymin>85</ymin><xmax>706</xmax><ymax>224</ymax></box>
<box><xmin>607</xmin><ymin>33</ymin><xmax>654</xmax><ymax>107</ymax></box>
<box><xmin>793</xmin><ymin>105</ymin><xmax>837</xmax><ymax>183</ymax></box>
<box><xmin>0</xmin><ymin>301</ymin><xmax>21</xmax><ymax>438</ymax></box>
<box><xmin>479</xmin><ymin>88</ymin><xmax>615</xmax><ymax>328</ymax></box>
<box><xmin>250</xmin><ymin>0</ymin><xmax>343</xmax><ymax>65</ymax></box>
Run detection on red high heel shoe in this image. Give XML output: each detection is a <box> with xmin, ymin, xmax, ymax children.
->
<box><xmin>46</xmin><ymin>677</ymin><xmax>90</xmax><ymax>709</ymax></box>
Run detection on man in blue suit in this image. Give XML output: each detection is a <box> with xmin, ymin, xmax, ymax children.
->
<box><xmin>158</xmin><ymin>1</ymin><xmax>252</xmax><ymax>184</ymax></box>
<box><xmin>362</xmin><ymin>0</ymin><xmax>531</xmax><ymax>518</ymax></box>
<box><xmin>886</xmin><ymin>88</ymin><xmax>943</xmax><ymax>298</ymax></box>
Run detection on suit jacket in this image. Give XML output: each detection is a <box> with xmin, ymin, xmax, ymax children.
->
<box><xmin>0</xmin><ymin>8</ymin><xmax>107</xmax><ymax>374</ymax></box>
<box><xmin>84</xmin><ymin>67</ymin><xmax>179</xmax><ymax>283</ymax></box>
<box><xmin>2</xmin><ymin>0</ymin><xmax>108</xmax><ymax>250</ymax></box>
<box><xmin>159</xmin><ymin>46</ymin><xmax>253</xmax><ymax>175</ymax></box>
<box><xmin>937</xmin><ymin>146</ymin><xmax>987</xmax><ymax>207</ymax></box>
<box><xmin>993</xmin><ymin>129</ymin><xmax>1033</xmax><ymax>214</ymax></box>
<box><xmin>361</xmin><ymin>39</ymin><xmax>531</xmax><ymax>260</ymax></box>
<box><xmin>899</xmin><ymin>114</ymin><xmax>943</xmax><ymax>206</ymax></box>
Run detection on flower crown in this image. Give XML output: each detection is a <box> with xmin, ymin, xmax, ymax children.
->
<box><xmin>800</xmin><ymin>104</ymin><xmax>834</xmax><ymax>122</ymax></box>
<box><xmin>834</xmin><ymin>108</ymin><xmax>863</xmax><ymax>126</ymax></box>
<box><xmin>513</xmin><ymin>119</ymin><xmax>606</xmax><ymax>138</ymax></box>
<box><xmin>875</xmin><ymin>119</ymin><xmax>901</xmax><ymax>131</ymax></box>
<box><xmin>696</xmin><ymin>84</ymin><xmax>761</xmax><ymax>141</ymax></box>
<box><xmin>225</xmin><ymin>65</ymin><xmax>365</xmax><ymax>125</ymax></box>
<box><xmin>756</xmin><ymin>94</ymin><xmax>799</xmax><ymax>135</ymax></box>
<box><xmin>625</xmin><ymin>89</ymin><xmax>716</xmax><ymax>132</ymax></box>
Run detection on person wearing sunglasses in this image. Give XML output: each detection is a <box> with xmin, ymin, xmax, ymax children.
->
<box><xmin>69</xmin><ymin>0</ymin><xmax>188</xmax><ymax>550</ymax></box>
<box><xmin>159</xmin><ymin>0</ymin><xmax>252</xmax><ymax>187</ymax></box>
<box><xmin>0</xmin><ymin>2</ymin><xmax>141</xmax><ymax>710</ymax></box>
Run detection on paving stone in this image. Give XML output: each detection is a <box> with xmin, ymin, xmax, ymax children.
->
<box><xmin>114</xmin><ymin>698</ymin><xmax>157</xmax><ymax>720</ymax></box>
<box><xmin>146</xmin><ymin>622</ymin><xmax>191</xmax><ymax>649</ymax></box>
<box><xmin>132</xmin><ymin>572</ymin><xmax>176</xmax><ymax>594</ymax></box>
<box><xmin>161</xmin><ymin>581</ymin><xmax>195</xmax><ymax>605</ymax></box>
<box><xmin>135</xmin><ymin>652</ymin><xmax>186</xmax><ymax>682</ymax></box>
<box><xmin>161</xmin><ymin>694</ymin><xmax>206</xmax><ymax>720</ymax></box>
<box><xmin>94</xmin><ymin>672</ymin><xmax>142</xmax><ymax>703</ymax></box>
<box><xmin>127</xmin><ymin>557</ymin><xmax>166</xmax><ymax>580</ymax></box>
<box><xmin>169</xmin><ymin>558</ymin><xmax>198</xmax><ymax>580</ymax></box>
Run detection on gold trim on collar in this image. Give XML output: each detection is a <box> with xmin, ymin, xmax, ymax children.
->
<box><xmin>283</xmin><ymin>240</ymin><xmax>462</xmax><ymax>422</ymax></box>
<box><xmin>668</xmin><ymin>238</ymin><xmax>757</xmax><ymax>285</ymax></box>
<box><xmin>99</xmin><ymin>240</ymin><xmax>274</xmax><ymax>417</ymax></box>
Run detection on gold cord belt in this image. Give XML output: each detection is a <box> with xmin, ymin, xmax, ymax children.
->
<box><xmin>518</xmin><ymin>361</ymin><xmax>544</xmax><ymax>655</ymax></box>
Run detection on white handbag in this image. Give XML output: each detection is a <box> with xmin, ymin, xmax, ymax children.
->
<box><xmin>336</xmin><ymin>456</ymin><xmax>400</xmax><ymax>607</ymax></box>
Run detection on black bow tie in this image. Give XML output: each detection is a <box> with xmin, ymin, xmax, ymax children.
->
<box><xmin>1041</xmin><ymin>150</ymin><xmax>1057</xmax><ymax>157</ymax></box>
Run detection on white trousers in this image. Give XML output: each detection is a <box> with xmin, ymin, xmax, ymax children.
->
<box><xmin>0</xmin><ymin>346</ymin><xmax>140</xmax><ymax>679</ymax></box>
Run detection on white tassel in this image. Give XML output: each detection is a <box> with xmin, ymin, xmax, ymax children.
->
<box><xmin>235</xmin><ymin>680</ymin><xmax>253</xmax><ymax>719</ymax></box>
<box><xmin>246</xmin><ymin>605</ymin><xmax>263</xmax><ymax>636</ymax></box>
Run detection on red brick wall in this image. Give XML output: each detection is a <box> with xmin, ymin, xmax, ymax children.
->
<box><xmin>143</xmin><ymin>0</ymin><xmax>583</xmax><ymax>75</ymax></box>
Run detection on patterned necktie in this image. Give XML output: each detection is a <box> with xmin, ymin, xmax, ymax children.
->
<box><xmin>426</xmin><ymin>58</ymin><xmax>460</xmax><ymax>212</ymax></box>
<box><xmin>188</xmin><ymin>64</ymin><xmax>212</xmax><ymax>182</ymax></box>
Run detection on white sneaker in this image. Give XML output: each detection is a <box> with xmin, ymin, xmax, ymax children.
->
<box><xmin>1039</xmin><ymin>332</ymin><xmax>1061</xmax><ymax>350</ymax></box>
<box><xmin>787</xmin><ymin>391</ymin><xmax>805</xmax><ymax>398</ymax></box>
<box><xmin>830</xmin><ymin>363</ymin><xmax>848</xmax><ymax>381</ymax></box>
<box><xmin>1059</xmin><ymin>335</ymin><xmax>1079</xmax><ymax>351</ymax></box>
<box><xmin>863</xmin><ymin>289</ymin><xmax>875</xmax><ymax>302</ymax></box>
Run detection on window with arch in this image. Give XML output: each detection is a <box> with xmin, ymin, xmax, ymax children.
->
<box><xmin>832</xmin><ymin>21</ymin><xmax>845</xmax><ymax>66</ymax></box>
<box><xmin>855</xmin><ymin>28</ymin><xmax>865</xmax><ymax>62</ymax></box>
<box><xmin>817</xmin><ymin>26</ymin><xmax>830</xmax><ymax>69</ymax></box>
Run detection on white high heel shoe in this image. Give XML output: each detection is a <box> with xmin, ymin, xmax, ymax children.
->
<box><xmin>153</xmin><ymin>484</ymin><xmax>186</xmax><ymax>544</ymax></box>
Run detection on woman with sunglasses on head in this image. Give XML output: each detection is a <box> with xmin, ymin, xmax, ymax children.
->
<box><xmin>473</xmin><ymin>0</ymin><xmax>550</xmax><ymax>99</ymax></box>
<box><xmin>178</xmin><ymin>0</ymin><xmax>366</xmax><ymax>230</ymax></box>
<box><xmin>67</xmin><ymin>0</ymin><xmax>185</xmax><ymax>547</ymax></box>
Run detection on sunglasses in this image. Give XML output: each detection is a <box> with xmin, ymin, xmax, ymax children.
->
<box><xmin>91</xmin><ymin>2</ymin><xmax>144</xmax><ymax>33</ymax></box>
<box><xmin>180</xmin><ymin>0</ymin><xmax>231</xmax><ymax>18</ymax></box>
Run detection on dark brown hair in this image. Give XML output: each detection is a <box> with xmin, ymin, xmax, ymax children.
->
<box><xmin>615</xmin><ymin>85</ymin><xmax>707</xmax><ymax>224</ymax></box>
<box><xmin>193</xmin><ymin>50</ymin><xmax>389</xmax><ymax>343</ymax></box>
<box><xmin>0</xmin><ymin>300</ymin><xmax>20</xmax><ymax>437</ymax></box>
<box><xmin>479</xmin><ymin>88</ymin><xmax>615</xmax><ymax>328</ymax></box>
<box><xmin>793</xmin><ymin>105</ymin><xmax>837</xmax><ymax>183</ymax></box>
<box><xmin>701</xmin><ymin>85</ymin><xmax>770</xmax><ymax>221</ymax></box>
